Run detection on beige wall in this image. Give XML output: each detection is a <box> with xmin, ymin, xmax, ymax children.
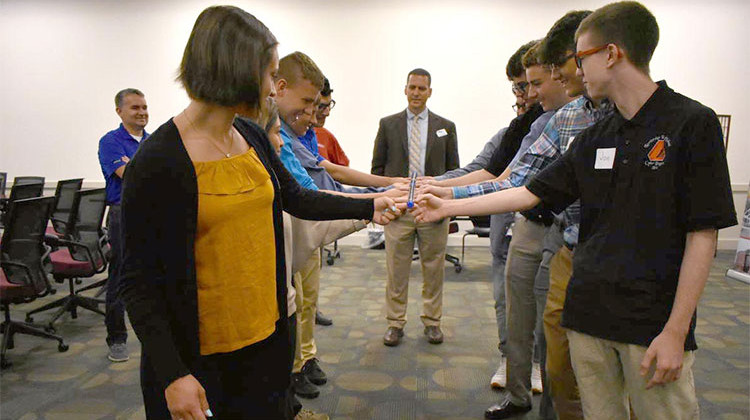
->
<box><xmin>3</xmin><ymin>0</ymin><xmax>748</xmax><ymax>249</ymax></box>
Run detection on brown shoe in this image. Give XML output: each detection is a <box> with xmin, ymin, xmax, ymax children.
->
<box><xmin>424</xmin><ymin>326</ymin><xmax>444</xmax><ymax>344</ymax></box>
<box><xmin>383</xmin><ymin>327</ymin><xmax>404</xmax><ymax>346</ymax></box>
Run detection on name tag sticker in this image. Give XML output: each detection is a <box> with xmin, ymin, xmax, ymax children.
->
<box><xmin>594</xmin><ymin>148</ymin><xmax>616</xmax><ymax>170</ymax></box>
<box><xmin>436</xmin><ymin>128</ymin><xmax>448</xmax><ymax>137</ymax></box>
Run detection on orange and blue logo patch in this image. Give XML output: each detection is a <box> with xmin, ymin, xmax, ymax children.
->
<box><xmin>644</xmin><ymin>135</ymin><xmax>671</xmax><ymax>170</ymax></box>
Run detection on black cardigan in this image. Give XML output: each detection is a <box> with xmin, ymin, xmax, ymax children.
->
<box><xmin>120</xmin><ymin>117</ymin><xmax>373</xmax><ymax>391</ymax></box>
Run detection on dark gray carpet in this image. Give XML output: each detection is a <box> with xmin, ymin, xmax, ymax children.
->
<box><xmin>1</xmin><ymin>247</ymin><xmax>747</xmax><ymax>419</ymax></box>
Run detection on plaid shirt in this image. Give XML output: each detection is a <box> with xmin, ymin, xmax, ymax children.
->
<box><xmin>453</xmin><ymin>97</ymin><xmax>614</xmax><ymax>247</ymax></box>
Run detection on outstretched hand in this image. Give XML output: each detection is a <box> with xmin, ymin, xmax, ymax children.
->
<box><xmin>373</xmin><ymin>196</ymin><xmax>407</xmax><ymax>225</ymax></box>
<box><xmin>411</xmin><ymin>193</ymin><xmax>448</xmax><ymax>223</ymax></box>
<box><xmin>417</xmin><ymin>184</ymin><xmax>453</xmax><ymax>200</ymax></box>
<box><xmin>383</xmin><ymin>183</ymin><xmax>410</xmax><ymax>199</ymax></box>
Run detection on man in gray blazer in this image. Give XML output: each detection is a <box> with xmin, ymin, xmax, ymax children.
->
<box><xmin>371</xmin><ymin>68</ymin><xmax>459</xmax><ymax>346</ymax></box>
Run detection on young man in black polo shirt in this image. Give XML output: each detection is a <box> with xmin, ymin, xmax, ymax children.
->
<box><xmin>413</xmin><ymin>2</ymin><xmax>736</xmax><ymax>419</ymax></box>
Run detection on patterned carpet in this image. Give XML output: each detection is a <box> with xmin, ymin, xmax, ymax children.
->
<box><xmin>0</xmin><ymin>247</ymin><xmax>747</xmax><ymax>420</ymax></box>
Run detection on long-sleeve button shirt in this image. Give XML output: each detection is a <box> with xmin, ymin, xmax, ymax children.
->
<box><xmin>452</xmin><ymin>97</ymin><xmax>614</xmax><ymax>247</ymax></box>
<box><xmin>435</xmin><ymin>128</ymin><xmax>506</xmax><ymax>180</ymax></box>
<box><xmin>452</xmin><ymin>109</ymin><xmax>554</xmax><ymax>199</ymax></box>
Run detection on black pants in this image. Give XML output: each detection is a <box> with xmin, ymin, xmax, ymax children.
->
<box><xmin>105</xmin><ymin>204</ymin><xmax>127</xmax><ymax>346</ymax></box>
<box><xmin>142</xmin><ymin>320</ymin><xmax>293</xmax><ymax>419</ymax></box>
<box><xmin>287</xmin><ymin>314</ymin><xmax>302</xmax><ymax>416</ymax></box>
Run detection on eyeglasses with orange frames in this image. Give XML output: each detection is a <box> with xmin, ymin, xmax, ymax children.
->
<box><xmin>575</xmin><ymin>45</ymin><xmax>609</xmax><ymax>68</ymax></box>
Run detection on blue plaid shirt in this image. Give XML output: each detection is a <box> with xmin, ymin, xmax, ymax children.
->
<box><xmin>453</xmin><ymin>97</ymin><xmax>614</xmax><ymax>247</ymax></box>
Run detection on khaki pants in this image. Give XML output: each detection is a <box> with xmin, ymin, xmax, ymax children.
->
<box><xmin>292</xmin><ymin>251</ymin><xmax>320</xmax><ymax>373</ymax></box>
<box><xmin>544</xmin><ymin>246</ymin><xmax>583</xmax><ymax>420</ymax></box>
<box><xmin>505</xmin><ymin>214</ymin><xmax>548</xmax><ymax>406</ymax></box>
<box><xmin>568</xmin><ymin>330</ymin><xmax>699</xmax><ymax>420</ymax></box>
<box><xmin>384</xmin><ymin>213</ymin><xmax>449</xmax><ymax>328</ymax></box>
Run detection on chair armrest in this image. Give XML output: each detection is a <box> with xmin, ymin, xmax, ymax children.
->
<box><xmin>45</xmin><ymin>236</ymin><xmax>105</xmax><ymax>274</ymax></box>
<box><xmin>0</xmin><ymin>260</ymin><xmax>34</xmax><ymax>286</ymax></box>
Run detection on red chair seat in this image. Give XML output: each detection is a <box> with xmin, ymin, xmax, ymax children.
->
<box><xmin>45</xmin><ymin>226</ymin><xmax>63</xmax><ymax>237</ymax></box>
<box><xmin>50</xmin><ymin>248</ymin><xmax>94</xmax><ymax>276</ymax></box>
<box><xmin>0</xmin><ymin>268</ymin><xmax>34</xmax><ymax>302</ymax></box>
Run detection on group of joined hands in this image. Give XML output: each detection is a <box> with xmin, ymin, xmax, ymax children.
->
<box><xmin>371</xmin><ymin>177</ymin><xmax>457</xmax><ymax>225</ymax></box>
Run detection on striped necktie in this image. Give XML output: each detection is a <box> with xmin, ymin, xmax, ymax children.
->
<box><xmin>408</xmin><ymin>115</ymin><xmax>422</xmax><ymax>176</ymax></box>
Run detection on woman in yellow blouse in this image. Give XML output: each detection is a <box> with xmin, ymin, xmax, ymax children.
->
<box><xmin>120</xmin><ymin>6</ymin><xmax>400</xmax><ymax>420</ymax></box>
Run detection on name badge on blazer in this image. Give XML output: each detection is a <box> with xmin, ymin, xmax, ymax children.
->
<box><xmin>436</xmin><ymin>128</ymin><xmax>448</xmax><ymax>137</ymax></box>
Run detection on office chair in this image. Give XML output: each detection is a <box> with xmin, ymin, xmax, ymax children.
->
<box><xmin>0</xmin><ymin>172</ymin><xmax>6</xmax><ymax>198</ymax></box>
<box><xmin>48</xmin><ymin>178</ymin><xmax>84</xmax><ymax>237</ymax></box>
<box><xmin>0</xmin><ymin>172</ymin><xmax>7</xmax><ymax>214</ymax></box>
<box><xmin>460</xmin><ymin>216</ymin><xmax>491</xmax><ymax>269</ymax></box>
<box><xmin>717</xmin><ymin>114</ymin><xmax>731</xmax><ymax>151</ymax></box>
<box><xmin>1</xmin><ymin>181</ymin><xmax>45</xmax><ymax>228</ymax></box>
<box><xmin>445</xmin><ymin>219</ymin><xmax>462</xmax><ymax>272</ymax></box>
<box><xmin>1</xmin><ymin>197</ymin><xmax>68</xmax><ymax>368</ymax></box>
<box><xmin>26</xmin><ymin>189</ymin><xmax>109</xmax><ymax>330</ymax></box>
<box><xmin>12</xmin><ymin>176</ymin><xmax>45</xmax><ymax>187</ymax></box>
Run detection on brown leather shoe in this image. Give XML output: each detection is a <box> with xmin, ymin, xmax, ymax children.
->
<box><xmin>424</xmin><ymin>326</ymin><xmax>444</xmax><ymax>344</ymax></box>
<box><xmin>383</xmin><ymin>327</ymin><xmax>404</xmax><ymax>346</ymax></box>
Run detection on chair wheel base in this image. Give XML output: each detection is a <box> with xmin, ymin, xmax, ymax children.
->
<box><xmin>1</xmin><ymin>357</ymin><xmax>10</xmax><ymax>369</ymax></box>
<box><xmin>58</xmin><ymin>343</ymin><xmax>69</xmax><ymax>352</ymax></box>
<box><xmin>45</xmin><ymin>325</ymin><xmax>56</xmax><ymax>334</ymax></box>
<box><xmin>454</xmin><ymin>265</ymin><xmax>462</xmax><ymax>273</ymax></box>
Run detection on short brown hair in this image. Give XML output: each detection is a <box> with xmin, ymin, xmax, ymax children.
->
<box><xmin>407</xmin><ymin>68</ymin><xmax>431</xmax><ymax>86</ymax></box>
<box><xmin>539</xmin><ymin>10</ymin><xmax>592</xmax><ymax>65</ymax></box>
<box><xmin>506</xmin><ymin>40</ymin><xmax>537</xmax><ymax>79</ymax></box>
<box><xmin>277</xmin><ymin>52</ymin><xmax>325</xmax><ymax>90</ymax></box>
<box><xmin>576</xmin><ymin>1</ymin><xmax>659</xmax><ymax>73</ymax></box>
<box><xmin>178</xmin><ymin>6</ymin><xmax>278</xmax><ymax>109</ymax></box>
<box><xmin>521</xmin><ymin>41</ymin><xmax>544</xmax><ymax>69</ymax></box>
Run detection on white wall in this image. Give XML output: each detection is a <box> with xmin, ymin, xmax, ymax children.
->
<box><xmin>1</xmin><ymin>0</ymin><xmax>748</xmax><ymax>246</ymax></box>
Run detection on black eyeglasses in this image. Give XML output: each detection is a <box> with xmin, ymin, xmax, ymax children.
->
<box><xmin>317</xmin><ymin>100</ymin><xmax>336</xmax><ymax>111</ymax></box>
<box><xmin>511</xmin><ymin>103</ymin><xmax>525</xmax><ymax>112</ymax></box>
<box><xmin>511</xmin><ymin>81</ymin><xmax>528</xmax><ymax>95</ymax></box>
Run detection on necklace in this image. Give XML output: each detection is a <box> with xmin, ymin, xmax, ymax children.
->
<box><xmin>183</xmin><ymin>110</ymin><xmax>234</xmax><ymax>158</ymax></box>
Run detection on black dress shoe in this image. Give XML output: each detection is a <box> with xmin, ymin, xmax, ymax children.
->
<box><xmin>302</xmin><ymin>358</ymin><xmax>327</xmax><ymax>385</ymax></box>
<box><xmin>315</xmin><ymin>310</ymin><xmax>333</xmax><ymax>326</ymax></box>
<box><xmin>424</xmin><ymin>325</ymin><xmax>444</xmax><ymax>344</ymax></box>
<box><xmin>383</xmin><ymin>327</ymin><xmax>404</xmax><ymax>346</ymax></box>
<box><xmin>484</xmin><ymin>399</ymin><xmax>532</xmax><ymax>419</ymax></box>
<box><xmin>292</xmin><ymin>372</ymin><xmax>320</xmax><ymax>399</ymax></box>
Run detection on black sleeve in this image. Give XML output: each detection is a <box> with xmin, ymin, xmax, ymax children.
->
<box><xmin>120</xmin><ymin>138</ymin><xmax>191</xmax><ymax>390</ymax></box>
<box><xmin>678</xmin><ymin>109</ymin><xmax>737</xmax><ymax>231</ymax></box>
<box><xmin>240</xmin><ymin>119</ymin><xmax>375</xmax><ymax>221</ymax></box>
<box><xmin>526</xmin><ymin>130</ymin><xmax>581</xmax><ymax>213</ymax></box>
<box><xmin>485</xmin><ymin>104</ymin><xmax>544</xmax><ymax>176</ymax></box>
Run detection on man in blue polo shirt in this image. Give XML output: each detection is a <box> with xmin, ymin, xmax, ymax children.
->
<box><xmin>97</xmin><ymin>88</ymin><xmax>149</xmax><ymax>363</ymax></box>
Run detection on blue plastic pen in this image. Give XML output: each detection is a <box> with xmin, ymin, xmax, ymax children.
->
<box><xmin>407</xmin><ymin>172</ymin><xmax>417</xmax><ymax>209</ymax></box>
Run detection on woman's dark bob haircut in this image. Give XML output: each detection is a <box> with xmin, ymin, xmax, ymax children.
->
<box><xmin>178</xmin><ymin>5</ymin><xmax>278</xmax><ymax>109</ymax></box>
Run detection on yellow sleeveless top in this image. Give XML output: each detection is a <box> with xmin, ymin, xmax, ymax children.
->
<box><xmin>193</xmin><ymin>148</ymin><xmax>278</xmax><ymax>355</ymax></box>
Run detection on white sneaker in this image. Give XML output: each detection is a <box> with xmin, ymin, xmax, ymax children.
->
<box><xmin>490</xmin><ymin>357</ymin><xmax>507</xmax><ymax>389</ymax></box>
<box><xmin>531</xmin><ymin>362</ymin><xmax>543</xmax><ymax>394</ymax></box>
